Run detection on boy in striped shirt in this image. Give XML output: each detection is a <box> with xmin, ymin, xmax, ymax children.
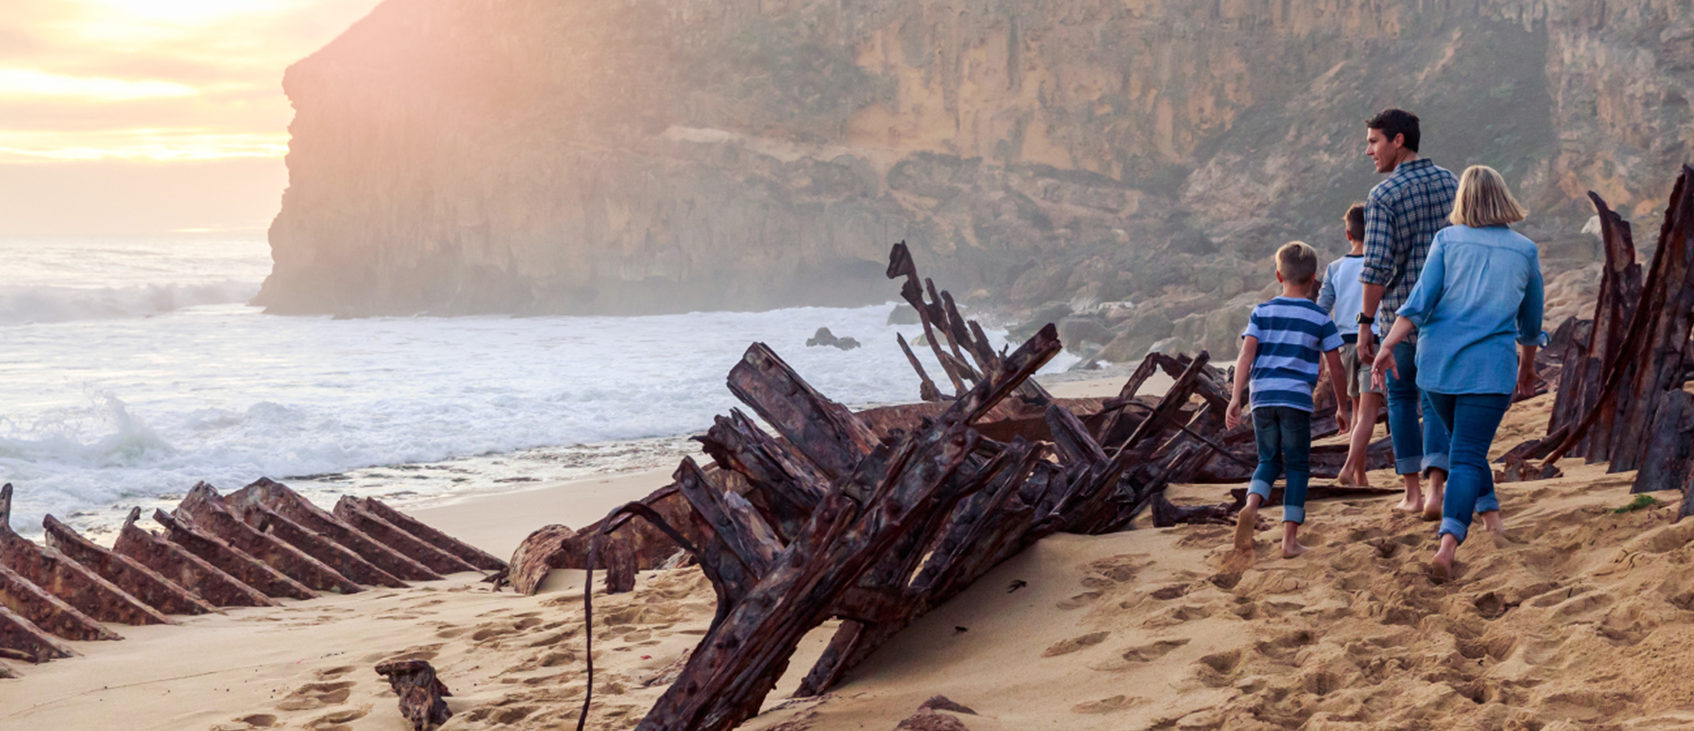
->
<box><xmin>1226</xmin><ymin>242</ymin><xmax>1353</xmax><ymax>558</ymax></box>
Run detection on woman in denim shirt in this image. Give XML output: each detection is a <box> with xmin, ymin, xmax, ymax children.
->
<box><xmin>1371</xmin><ymin>165</ymin><xmax>1544</xmax><ymax>581</ymax></box>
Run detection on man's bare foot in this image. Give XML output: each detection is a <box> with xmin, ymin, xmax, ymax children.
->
<box><xmin>1394</xmin><ymin>495</ymin><xmax>1422</xmax><ymax>513</ymax></box>
<box><xmin>1281</xmin><ymin>541</ymin><xmax>1309</xmax><ymax>559</ymax></box>
<box><xmin>1233</xmin><ymin>507</ymin><xmax>1257</xmax><ymax>551</ymax></box>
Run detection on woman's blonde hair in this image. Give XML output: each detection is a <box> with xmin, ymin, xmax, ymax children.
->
<box><xmin>1450</xmin><ymin>165</ymin><xmax>1528</xmax><ymax>228</ymax></box>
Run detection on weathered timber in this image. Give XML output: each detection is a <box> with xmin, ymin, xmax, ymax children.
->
<box><xmin>1109</xmin><ymin>352</ymin><xmax>1211</xmax><ymax>456</ymax></box>
<box><xmin>42</xmin><ymin>515</ymin><xmax>217</xmax><ymax>616</ymax></box>
<box><xmin>333</xmin><ymin>497</ymin><xmax>480</xmax><ymax>575</ymax></box>
<box><xmin>727</xmin><ymin>344</ymin><xmax>880</xmax><ymax>482</ymax></box>
<box><xmin>1545</xmin><ymin>193</ymin><xmax>1643</xmax><ymax>461</ymax></box>
<box><xmin>229</xmin><ymin>478</ymin><xmax>441</xmax><ymax>582</ymax></box>
<box><xmin>0</xmin><ymin>604</ymin><xmax>73</xmax><ymax>663</ymax></box>
<box><xmin>0</xmin><ymin>485</ymin><xmax>170</xmax><ymax>626</ymax></box>
<box><xmin>1193</xmin><ymin>438</ymin><xmax>1396</xmax><ymax>483</ymax></box>
<box><xmin>375</xmin><ymin>659</ymin><xmax>453</xmax><ymax>731</ymax></box>
<box><xmin>1636</xmin><ymin>389</ymin><xmax>1694</xmax><ymax>497</ymax></box>
<box><xmin>696</xmin><ymin>409</ymin><xmax>827</xmax><ymax>541</ymax></box>
<box><xmin>1151</xmin><ymin>493</ymin><xmax>1237</xmax><ymax>527</ymax></box>
<box><xmin>152</xmin><ymin>510</ymin><xmax>316</xmax><ymax>601</ymax></box>
<box><xmin>0</xmin><ymin>562</ymin><xmax>118</xmax><ymax>641</ymax></box>
<box><xmin>356</xmin><ymin>497</ymin><xmax>506</xmax><ymax>572</ymax></box>
<box><xmin>895</xmin><ymin>332</ymin><xmax>945</xmax><ymax>402</ymax></box>
<box><xmin>240</xmin><ymin>502</ymin><xmax>407</xmax><ymax>589</ymax></box>
<box><xmin>177</xmin><ymin>484</ymin><xmax>362</xmax><ymax>594</ymax></box>
<box><xmin>111</xmin><ymin>508</ymin><xmax>274</xmax><ymax>608</ymax></box>
<box><xmin>675</xmin><ymin>457</ymin><xmax>782</xmax><ymax>622</ymax></box>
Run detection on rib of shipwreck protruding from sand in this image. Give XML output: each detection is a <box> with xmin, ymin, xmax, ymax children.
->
<box><xmin>43</xmin><ymin>515</ymin><xmax>218</xmax><ymax>616</ymax></box>
<box><xmin>151</xmin><ymin>509</ymin><xmax>316</xmax><ymax>601</ymax></box>
<box><xmin>228</xmin><ymin>478</ymin><xmax>440</xmax><ymax>582</ymax></box>
<box><xmin>356</xmin><ymin>496</ymin><xmax>507</xmax><ymax>572</ymax></box>
<box><xmin>0</xmin><ymin>562</ymin><xmax>119</xmax><ymax>641</ymax></box>
<box><xmin>0</xmin><ymin>603</ymin><xmax>74</xmax><ymax>663</ymax></box>
<box><xmin>333</xmin><ymin>497</ymin><xmax>480</xmax><ymax>575</ymax></box>
<box><xmin>0</xmin><ymin>485</ymin><xmax>170</xmax><ymax>626</ymax></box>
<box><xmin>176</xmin><ymin>483</ymin><xmax>361</xmax><ymax>594</ymax></box>
<box><xmin>112</xmin><ymin>508</ymin><xmax>274</xmax><ymax>608</ymax></box>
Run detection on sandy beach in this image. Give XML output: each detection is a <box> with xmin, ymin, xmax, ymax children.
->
<box><xmin>5</xmin><ymin>382</ymin><xmax>1694</xmax><ymax>730</ymax></box>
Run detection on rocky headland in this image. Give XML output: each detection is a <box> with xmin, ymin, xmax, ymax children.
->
<box><xmin>259</xmin><ymin>0</ymin><xmax>1692</xmax><ymax>361</ymax></box>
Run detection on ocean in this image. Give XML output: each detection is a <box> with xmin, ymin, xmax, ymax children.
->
<box><xmin>0</xmin><ymin>238</ymin><xmax>1076</xmax><ymax>542</ymax></box>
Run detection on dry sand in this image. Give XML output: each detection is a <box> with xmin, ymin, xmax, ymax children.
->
<box><xmin>4</xmin><ymin>388</ymin><xmax>1694</xmax><ymax>730</ymax></box>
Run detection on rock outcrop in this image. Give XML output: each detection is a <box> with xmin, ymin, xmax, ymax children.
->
<box><xmin>260</xmin><ymin>0</ymin><xmax>1693</xmax><ymax>360</ymax></box>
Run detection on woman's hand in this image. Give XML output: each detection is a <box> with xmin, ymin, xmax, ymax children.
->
<box><xmin>1371</xmin><ymin>347</ymin><xmax>1398</xmax><ymax>392</ymax></box>
<box><xmin>1515</xmin><ymin>362</ymin><xmax>1538</xmax><ymax>400</ymax></box>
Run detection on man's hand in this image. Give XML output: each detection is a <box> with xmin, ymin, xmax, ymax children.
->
<box><xmin>1356</xmin><ymin>325</ymin><xmax>1377</xmax><ymax>362</ymax></box>
<box><xmin>1336</xmin><ymin>399</ymin><xmax>1353</xmax><ymax>433</ymax></box>
<box><xmin>1226</xmin><ymin>398</ymin><xmax>1244</xmax><ymax>431</ymax></box>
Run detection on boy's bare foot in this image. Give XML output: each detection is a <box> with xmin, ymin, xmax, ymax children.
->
<box><xmin>1281</xmin><ymin>541</ymin><xmax>1309</xmax><ymax>559</ymax></box>
<box><xmin>1233</xmin><ymin>507</ymin><xmax>1257</xmax><ymax>551</ymax></box>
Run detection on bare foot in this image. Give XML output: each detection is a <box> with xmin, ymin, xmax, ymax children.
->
<box><xmin>1420</xmin><ymin>495</ymin><xmax>1443</xmax><ymax>522</ymax></box>
<box><xmin>1394</xmin><ymin>496</ymin><xmax>1421</xmax><ymax>513</ymax></box>
<box><xmin>1428</xmin><ymin>553</ymin><xmax>1455</xmax><ymax>583</ymax></box>
<box><xmin>1480</xmin><ymin>511</ymin><xmax>1505</xmax><ymax>534</ymax></box>
<box><xmin>1281</xmin><ymin>541</ymin><xmax>1309</xmax><ymax>559</ymax></box>
<box><xmin>1233</xmin><ymin>507</ymin><xmax>1257</xmax><ymax>551</ymax></box>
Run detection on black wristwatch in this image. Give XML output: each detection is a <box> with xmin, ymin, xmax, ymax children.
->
<box><xmin>1356</xmin><ymin>313</ymin><xmax>1375</xmax><ymax>325</ymax></box>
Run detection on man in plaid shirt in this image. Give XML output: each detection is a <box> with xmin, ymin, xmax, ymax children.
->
<box><xmin>1356</xmin><ymin>108</ymin><xmax>1457</xmax><ymax>519</ymax></box>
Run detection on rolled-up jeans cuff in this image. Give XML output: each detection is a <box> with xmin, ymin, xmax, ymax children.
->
<box><xmin>1395</xmin><ymin>456</ymin><xmax>1423</xmax><ymax>475</ymax></box>
<box><xmin>1282</xmin><ymin>505</ymin><xmax>1306</xmax><ymax>525</ymax></box>
<box><xmin>1439</xmin><ymin>517</ymin><xmax>1469</xmax><ymax>545</ymax></box>
<box><xmin>1248</xmin><ymin>480</ymin><xmax>1273</xmax><ymax>501</ymax></box>
<box><xmin>1475</xmin><ymin>494</ymin><xmax>1500</xmax><ymax>514</ymax></box>
<box><xmin>1422</xmin><ymin>453</ymin><xmax>1450</xmax><ymax>476</ymax></box>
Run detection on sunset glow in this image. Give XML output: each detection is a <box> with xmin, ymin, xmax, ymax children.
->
<box><xmin>0</xmin><ymin>0</ymin><xmax>382</xmax><ymax>233</ymax></box>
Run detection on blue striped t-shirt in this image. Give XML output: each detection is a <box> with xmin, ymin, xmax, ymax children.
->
<box><xmin>1241</xmin><ymin>297</ymin><xmax>1343</xmax><ymax>412</ymax></box>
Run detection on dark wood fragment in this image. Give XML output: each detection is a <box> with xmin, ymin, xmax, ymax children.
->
<box><xmin>112</xmin><ymin>508</ymin><xmax>274</xmax><ymax>608</ymax></box>
<box><xmin>42</xmin><ymin>514</ymin><xmax>217</xmax><ymax>616</ymax></box>
<box><xmin>375</xmin><ymin>659</ymin><xmax>453</xmax><ymax>730</ymax></box>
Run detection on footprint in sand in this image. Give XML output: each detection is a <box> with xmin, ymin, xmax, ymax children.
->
<box><xmin>1042</xmin><ymin>631</ymin><xmax>1110</xmax><ymax>657</ymax></box>
<box><xmin>1072</xmin><ymin>694</ymin><xmax>1141</xmax><ymax>714</ymax></box>
<box><xmin>1143</xmin><ymin>604</ymin><xmax>1210</xmax><ymax>628</ymax></box>
<box><xmin>305</xmin><ymin>706</ymin><xmax>369</xmax><ymax>731</ymax></box>
<box><xmin>314</xmin><ymin>665</ymin><xmax>355</xmax><ymax>680</ymax></box>
<box><xmin>275</xmin><ymin>680</ymin><xmax>354</xmax><ymax>712</ymax></box>
<box><xmin>1193</xmin><ymin>650</ymin><xmax>1244</xmax><ymax>688</ymax></box>
<box><xmin>1150</xmin><ymin>584</ymin><xmax>1191</xmax><ymax>600</ymax></box>
<box><xmin>1120</xmin><ymin>638</ymin><xmax>1189</xmax><ymax>663</ymax></box>
<box><xmin>1054</xmin><ymin>590</ymin><xmax>1103</xmax><ymax>610</ymax></box>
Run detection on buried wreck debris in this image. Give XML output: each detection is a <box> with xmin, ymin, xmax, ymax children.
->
<box><xmin>0</xmin><ymin>478</ymin><xmax>503</xmax><ymax>670</ymax></box>
<box><xmin>559</xmin><ymin>243</ymin><xmax>1400</xmax><ymax>730</ymax></box>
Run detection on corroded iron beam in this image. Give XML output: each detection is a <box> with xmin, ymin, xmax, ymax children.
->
<box><xmin>111</xmin><ymin>508</ymin><xmax>275</xmax><ymax>608</ymax></box>
<box><xmin>42</xmin><ymin>514</ymin><xmax>217</xmax><ymax>616</ymax></box>
<box><xmin>0</xmin><ymin>485</ymin><xmax>171</xmax><ymax>626</ymax></box>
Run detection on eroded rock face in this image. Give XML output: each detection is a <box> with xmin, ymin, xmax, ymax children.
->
<box><xmin>260</xmin><ymin>0</ymin><xmax>1693</xmax><ymax>334</ymax></box>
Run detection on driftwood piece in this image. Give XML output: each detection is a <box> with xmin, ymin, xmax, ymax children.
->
<box><xmin>727</xmin><ymin>344</ymin><xmax>879</xmax><ymax>482</ymax></box>
<box><xmin>696</xmin><ymin>409</ymin><xmax>827</xmax><ymax>541</ymax></box>
<box><xmin>375</xmin><ymin>659</ymin><xmax>453</xmax><ymax>730</ymax></box>
<box><xmin>896</xmin><ymin>333</ymin><xmax>945</xmax><ymax>402</ymax></box>
<box><xmin>177</xmin><ymin>484</ymin><xmax>362</xmax><ymax>594</ymax></box>
<box><xmin>240</xmin><ymin>502</ymin><xmax>407</xmax><ymax>589</ymax></box>
<box><xmin>0</xmin><ymin>604</ymin><xmax>73</xmax><ymax>664</ymax></box>
<box><xmin>333</xmin><ymin>498</ymin><xmax>480</xmax><ymax>575</ymax></box>
<box><xmin>1636</xmin><ymin>389</ymin><xmax>1694</xmax><ymax>497</ymax></box>
<box><xmin>42</xmin><ymin>515</ymin><xmax>217</xmax><ymax>616</ymax></box>
<box><xmin>357</xmin><ymin>497</ymin><xmax>506</xmax><ymax>572</ymax></box>
<box><xmin>1151</xmin><ymin>493</ymin><xmax>1237</xmax><ymax>527</ymax></box>
<box><xmin>1110</xmin><ymin>352</ymin><xmax>1211</xmax><ymax>456</ymax></box>
<box><xmin>229</xmin><ymin>478</ymin><xmax>441</xmax><ymax>582</ymax></box>
<box><xmin>0</xmin><ymin>562</ymin><xmax>118</xmax><ymax>641</ymax></box>
<box><xmin>152</xmin><ymin>509</ymin><xmax>315</xmax><ymax>601</ymax></box>
<box><xmin>0</xmin><ymin>485</ymin><xmax>170</xmax><ymax>626</ymax></box>
<box><xmin>111</xmin><ymin>508</ymin><xmax>274</xmax><ymax>608</ymax></box>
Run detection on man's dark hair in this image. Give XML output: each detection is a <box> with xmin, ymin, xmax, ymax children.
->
<box><xmin>1366</xmin><ymin>108</ymin><xmax>1420</xmax><ymax>152</ymax></box>
<box><xmin>1344</xmin><ymin>202</ymin><xmax>1366</xmax><ymax>242</ymax></box>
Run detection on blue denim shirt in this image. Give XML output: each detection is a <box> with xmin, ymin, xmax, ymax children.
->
<box><xmin>1396</xmin><ymin>224</ymin><xmax>1544</xmax><ymax>395</ymax></box>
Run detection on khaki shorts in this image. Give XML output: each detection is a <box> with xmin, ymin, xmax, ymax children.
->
<box><xmin>1339</xmin><ymin>342</ymin><xmax>1383</xmax><ymax>398</ymax></box>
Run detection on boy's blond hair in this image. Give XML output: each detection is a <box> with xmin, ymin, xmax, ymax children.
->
<box><xmin>1450</xmin><ymin>165</ymin><xmax>1528</xmax><ymax>228</ymax></box>
<box><xmin>1276</xmin><ymin>241</ymin><xmax>1318</xmax><ymax>285</ymax></box>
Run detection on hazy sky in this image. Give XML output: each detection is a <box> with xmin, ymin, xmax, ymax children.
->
<box><xmin>0</xmin><ymin>0</ymin><xmax>382</xmax><ymax>237</ymax></box>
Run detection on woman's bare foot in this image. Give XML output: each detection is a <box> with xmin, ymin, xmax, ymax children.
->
<box><xmin>1420</xmin><ymin>490</ymin><xmax>1444</xmax><ymax>521</ymax></box>
<box><xmin>1429</xmin><ymin>535</ymin><xmax>1459</xmax><ymax>583</ymax></box>
<box><xmin>1395</xmin><ymin>495</ymin><xmax>1422</xmax><ymax>513</ymax></box>
<box><xmin>1480</xmin><ymin>511</ymin><xmax>1505</xmax><ymax>534</ymax></box>
<box><xmin>1281</xmin><ymin>541</ymin><xmax>1309</xmax><ymax>559</ymax></box>
<box><xmin>1233</xmin><ymin>506</ymin><xmax>1257</xmax><ymax>551</ymax></box>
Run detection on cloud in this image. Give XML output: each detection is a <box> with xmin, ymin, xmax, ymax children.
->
<box><xmin>0</xmin><ymin>68</ymin><xmax>199</xmax><ymax>102</ymax></box>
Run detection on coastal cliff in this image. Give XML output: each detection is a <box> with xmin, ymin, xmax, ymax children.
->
<box><xmin>259</xmin><ymin>0</ymin><xmax>1692</xmax><ymax>356</ymax></box>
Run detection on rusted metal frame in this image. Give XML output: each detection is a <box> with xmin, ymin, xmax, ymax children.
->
<box><xmin>177</xmin><ymin>484</ymin><xmax>362</xmax><ymax>594</ymax></box>
<box><xmin>111</xmin><ymin>508</ymin><xmax>275</xmax><ymax>608</ymax></box>
<box><xmin>42</xmin><ymin>514</ymin><xmax>218</xmax><ymax>616</ymax></box>
<box><xmin>1108</xmin><ymin>351</ymin><xmax>1211</xmax><ymax>457</ymax></box>
<box><xmin>0</xmin><ymin>485</ymin><xmax>171</xmax><ymax>626</ymax></box>
<box><xmin>153</xmin><ymin>510</ymin><xmax>316</xmax><ymax>601</ymax></box>
<box><xmin>241</xmin><ymin>503</ymin><xmax>407</xmax><ymax>589</ymax></box>
<box><xmin>0</xmin><ymin>604</ymin><xmax>74</xmax><ymax>664</ymax></box>
<box><xmin>895</xmin><ymin>332</ymin><xmax>945</xmax><ymax>402</ymax></box>
<box><xmin>0</xmin><ymin>562</ymin><xmax>119</xmax><ymax>641</ymax></box>
<box><xmin>726</xmin><ymin>343</ymin><xmax>880</xmax><ymax>484</ymax></box>
<box><xmin>333</xmin><ymin>498</ymin><xmax>480</xmax><ymax>575</ymax></box>
<box><xmin>357</xmin><ymin>497</ymin><xmax>507</xmax><ymax>572</ymax></box>
<box><xmin>227</xmin><ymin>478</ymin><xmax>442</xmax><ymax>582</ymax></box>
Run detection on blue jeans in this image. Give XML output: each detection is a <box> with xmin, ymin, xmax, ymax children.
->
<box><xmin>1424</xmin><ymin>391</ymin><xmax>1509</xmax><ymax>544</ymax></box>
<box><xmin>1248</xmin><ymin>407</ymin><xmax>1311</xmax><ymax>524</ymax></box>
<box><xmin>1385</xmin><ymin>340</ymin><xmax>1451</xmax><ymax>475</ymax></box>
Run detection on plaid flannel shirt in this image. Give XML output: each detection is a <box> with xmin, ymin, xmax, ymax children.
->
<box><xmin>1360</xmin><ymin>158</ymin><xmax>1458</xmax><ymax>334</ymax></box>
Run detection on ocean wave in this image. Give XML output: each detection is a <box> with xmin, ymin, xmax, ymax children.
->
<box><xmin>0</xmin><ymin>280</ymin><xmax>261</xmax><ymax>325</ymax></box>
